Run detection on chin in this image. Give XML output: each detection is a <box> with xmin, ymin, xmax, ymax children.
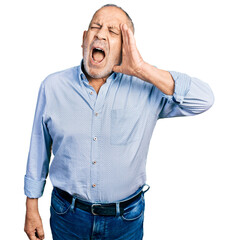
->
<box><xmin>84</xmin><ymin>61</ymin><xmax>112</xmax><ymax>79</ymax></box>
<box><xmin>88</xmin><ymin>70</ymin><xmax>112</xmax><ymax>79</ymax></box>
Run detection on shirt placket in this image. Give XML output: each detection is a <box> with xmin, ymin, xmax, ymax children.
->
<box><xmin>81</xmin><ymin>74</ymin><xmax>112</xmax><ymax>202</ymax></box>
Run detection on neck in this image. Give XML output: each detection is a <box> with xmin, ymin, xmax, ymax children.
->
<box><xmin>82</xmin><ymin>61</ymin><xmax>109</xmax><ymax>84</ymax></box>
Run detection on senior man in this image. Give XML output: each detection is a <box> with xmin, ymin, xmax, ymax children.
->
<box><xmin>24</xmin><ymin>4</ymin><xmax>214</xmax><ymax>240</ymax></box>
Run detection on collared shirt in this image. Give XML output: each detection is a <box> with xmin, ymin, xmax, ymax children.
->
<box><xmin>24</xmin><ymin>60</ymin><xmax>214</xmax><ymax>202</ymax></box>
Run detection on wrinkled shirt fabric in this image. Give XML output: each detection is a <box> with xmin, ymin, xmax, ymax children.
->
<box><xmin>24</xmin><ymin>60</ymin><xmax>214</xmax><ymax>202</ymax></box>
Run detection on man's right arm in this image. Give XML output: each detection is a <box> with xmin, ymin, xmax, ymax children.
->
<box><xmin>24</xmin><ymin>80</ymin><xmax>52</xmax><ymax>240</ymax></box>
<box><xmin>24</xmin><ymin>80</ymin><xmax>52</xmax><ymax>199</ymax></box>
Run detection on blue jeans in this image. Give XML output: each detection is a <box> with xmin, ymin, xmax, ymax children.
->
<box><xmin>50</xmin><ymin>184</ymin><xmax>150</xmax><ymax>240</ymax></box>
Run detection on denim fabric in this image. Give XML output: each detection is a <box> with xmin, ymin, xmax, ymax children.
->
<box><xmin>50</xmin><ymin>184</ymin><xmax>150</xmax><ymax>240</ymax></box>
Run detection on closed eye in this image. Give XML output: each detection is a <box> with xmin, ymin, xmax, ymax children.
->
<box><xmin>90</xmin><ymin>25</ymin><xmax>119</xmax><ymax>35</ymax></box>
<box><xmin>110</xmin><ymin>30</ymin><xmax>119</xmax><ymax>35</ymax></box>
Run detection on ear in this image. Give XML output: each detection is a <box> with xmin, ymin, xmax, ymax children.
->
<box><xmin>81</xmin><ymin>30</ymin><xmax>87</xmax><ymax>48</ymax></box>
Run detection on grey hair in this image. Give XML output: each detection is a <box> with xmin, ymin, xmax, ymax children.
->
<box><xmin>89</xmin><ymin>4</ymin><xmax>135</xmax><ymax>33</ymax></box>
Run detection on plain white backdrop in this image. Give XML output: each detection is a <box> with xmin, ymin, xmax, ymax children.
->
<box><xmin>0</xmin><ymin>0</ymin><xmax>237</xmax><ymax>239</ymax></box>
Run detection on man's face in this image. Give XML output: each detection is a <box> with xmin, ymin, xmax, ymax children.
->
<box><xmin>82</xmin><ymin>7</ymin><xmax>130</xmax><ymax>79</ymax></box>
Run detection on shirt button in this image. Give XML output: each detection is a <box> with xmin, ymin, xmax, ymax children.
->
<box><xmin>92</xmin><ymin>161</ymin><xmax>96</xmax><ymax>164</ymax></box>
<box><xmin>93</xmin><ymin>137</ymin><xmax>97</xmax><ymax>141</ymax></box>
<box><xmin>92</xmin><ymin>184</ymin><xmax>96</xmax><ymax>188</ymax></box>
<box><xmin>90</xmin><ymin>91</ymin><xmax>93</xmax><ymax>95</ymax></box>
<box><xmin>95</xmin><ymin>112</ymin><xmax>98</xmax><ymax>116</ymax></box>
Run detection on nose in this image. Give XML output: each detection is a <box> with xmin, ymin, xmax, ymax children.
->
<box><xmin>95</xmin><ymin>28</ymin><xmax>107</xmax><ymax>41</ymax></box>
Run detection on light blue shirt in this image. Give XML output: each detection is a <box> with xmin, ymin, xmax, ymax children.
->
<box><xmin>24</xmin><ymin>60</ymin><xmax>214</xmax><ymax>202</ymax></box>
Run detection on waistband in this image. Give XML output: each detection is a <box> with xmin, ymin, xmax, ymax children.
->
<box><xmin>53</xmin><ymin>183</ymin><xmax>150</xmax><ymax>216</ymax></box>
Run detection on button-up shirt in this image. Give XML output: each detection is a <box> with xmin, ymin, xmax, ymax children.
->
<box><xmin>24</xmin><ymin>60</ymin><xmax>214</xmax><ymax>202</ymax></box>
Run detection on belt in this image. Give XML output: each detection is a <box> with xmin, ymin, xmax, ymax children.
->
<box><xmin>54</xmin><ymin>187</ymin><xmax>143</xmax><ymax>216</ymax></box>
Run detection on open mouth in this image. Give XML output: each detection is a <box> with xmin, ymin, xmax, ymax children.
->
<box><xmin>91</xmin><ymin>47</ymin><xmax>106</xmax><ymax>63</ymax></box>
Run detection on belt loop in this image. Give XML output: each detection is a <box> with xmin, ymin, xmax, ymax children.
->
<box><xmin>141</xmin><ymin>183</ymin><xmax>150</xmax><ymax>194</ymax></box>
<box><xmin>70</xmin><ymin>196</ymin><xmax>77</xmax><ymax>213</ymax></box>
<box><xmin>115</xmin><ymin>202</ymin><xmax>120</xmax><ymax>217</ymax></box>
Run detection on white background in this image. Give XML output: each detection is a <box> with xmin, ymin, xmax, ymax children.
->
<box><xmin>0</xmin><ymin>0</ymin><xmax>237</xmax><ymax>239</ymax></box>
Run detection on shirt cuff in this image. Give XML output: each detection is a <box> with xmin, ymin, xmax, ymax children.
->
<box><xmin>24</xmin><ymin>175</ymin><xmax>46</xmax><ymax>198</ymax></box>
<box><xmin>167</xmin><ymin>70</ymin><xmax>191</xmax><ymax>104</ymax></box>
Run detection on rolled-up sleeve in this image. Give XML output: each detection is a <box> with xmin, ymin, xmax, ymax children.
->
<box><xmin>24</xmin><ymin>81</ymin><xmax>52</xmax><ymax>198</ymax></box>
<box><xmin>155</xmin><ymin>70</ymin><xmax>214</xmax><ymax>119</ymax></box>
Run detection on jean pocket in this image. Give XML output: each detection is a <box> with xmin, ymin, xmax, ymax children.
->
<box><xmin>110</xmin><ymin>107</ymin><xmax>141</xmax><ymax>145</ymax></box>
<box><xmin>50</xmin><ymin>188</ymin><xmax>71</xmax><ymax>215</ymax></box>
<box><xmin>121</xmin><ymin>194</ymin><xmax>145</xmax><ymax>221</ymax></box>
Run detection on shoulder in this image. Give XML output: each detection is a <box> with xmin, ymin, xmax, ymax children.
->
<box><xmin>41</xmin><ymin>65</ymin><xmax>80</xmax><ymax>88</ymax></box>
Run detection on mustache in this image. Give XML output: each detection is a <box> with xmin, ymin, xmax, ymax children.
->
<box><xmin>90</xmin><ymin>40</ymin><xmax>108</xmax><ymax>52</ymax></box>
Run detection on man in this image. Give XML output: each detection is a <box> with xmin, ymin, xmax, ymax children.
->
<box><xmin>24</xmin><ymin>4</ymin><xmax>214</xmax><ymax>240</ymax></box>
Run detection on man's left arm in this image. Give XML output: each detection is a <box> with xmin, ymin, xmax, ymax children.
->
<box><xmin>138</xmin><ymin>63</ymin><xmax>214</xmax><ymax>118</ymax></box>
<box><xmin>113</xmin><ymin>23</ymin><xmax>214</xmax><ymax>118</ymax></box>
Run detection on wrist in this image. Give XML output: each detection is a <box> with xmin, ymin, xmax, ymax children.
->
<box><xmin>26</xmin><ymin>197</ymin><xmax>39</xmax><ymax>212</ymax></box>
<box><xmin>135</xmin><ymin>61</ymin><xmax>152</xmax><ymax>82</ymax></box>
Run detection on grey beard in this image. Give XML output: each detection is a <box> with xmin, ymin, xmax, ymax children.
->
<box><xmin>82</xmin><ymin>58</ymin><xmax>113</xmax><ymax>79</ymax></box>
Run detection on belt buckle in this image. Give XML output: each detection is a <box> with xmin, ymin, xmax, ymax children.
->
<box><xmin>91</xmin><ymin>204</ymin><xmax>102</xmax><ymax>215</ymax></box>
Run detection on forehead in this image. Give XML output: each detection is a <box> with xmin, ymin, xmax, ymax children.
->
<box><xmin>91</xmin><ymin>7</ymin><xmax>129</xmax><ymax>26</ymax></box>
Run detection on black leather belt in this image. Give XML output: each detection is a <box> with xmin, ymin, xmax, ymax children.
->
<box><xmin>54</xmin><ymin>187</ymin><xmax>143</xmax><ymax>216</ymax></box>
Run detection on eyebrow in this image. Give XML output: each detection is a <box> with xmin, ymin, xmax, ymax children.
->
<box><xmin>91</xmin><ymin>22</ymin><xmax>102</xmax><ymax>27</ymax></box>
<box><xmin>108</xmin><ymin>25</ymin><xmax>120</xmax><ymax>32</ymax></box>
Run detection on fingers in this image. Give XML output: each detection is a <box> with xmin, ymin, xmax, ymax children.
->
<box><xmin>26</xmin><ymin>231</ymin><xmax>38</xmax><ymax>240</ymax></box>
<box><xmin>126</xmin><ymin>25</ymin><xmax>136</xmax><ymax>46</ymax></box>
<box><xmin>120</xmin><ymin>23</ymin><xmax>136</xmax><ymax>52</ymax></box>
<box><xmin>36</xmin><ymin>226</ymin><xmax>45</xmax><ymax>239</ymax></box>
<box><xmin>120</xmin><ymin>23</ymin><xmax>129</xmax><ymax>47</ymax></box>
<box><xmin>26</xmin><ymin>229</ymin><xmax>44</xmax><ymax>240</ymax></box>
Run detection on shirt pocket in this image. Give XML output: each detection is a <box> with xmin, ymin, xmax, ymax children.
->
<box><xmin>110</xmin><ymin>107</ymin><xmax>141</xmax><ymax>145</ymax></box>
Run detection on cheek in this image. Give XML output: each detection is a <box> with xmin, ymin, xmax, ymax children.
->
<box><xmin>111</xmin><ymin>43</ymin><xmax>122</xmax><ymax>61</ymax></box>
<box><xmin>83</xmin><ymin>35</ymin><xmax>92</xmax><ymax>52</ymax></box>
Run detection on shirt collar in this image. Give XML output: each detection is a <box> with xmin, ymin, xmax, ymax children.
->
<box><xmin>78</xmin><ymin>59</ymin><xmax>118</xmax><ymax>85</ymax></box>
